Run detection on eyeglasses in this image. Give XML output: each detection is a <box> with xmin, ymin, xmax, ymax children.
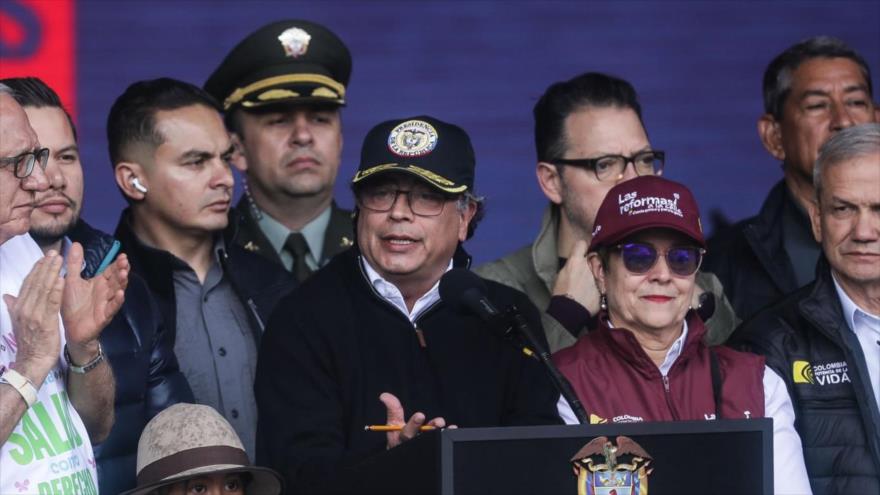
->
<box><xmin>357</xmin><ymin>187</ymin><xmax>452</xmax><ymax>217</ymax></box>
<box><xmin>553</xmin><ymin>150</ymin><xmax>665</xmax><ymax>181</ymax></box>
<box><xmin>0</xmin><ymin>148</ymin><xmax>50</xmax><ymax>179</ymax></box>
<box><xmin>613</xmin><ymin>242</ymin><xmax>705</xmax><ymax>277</ymax></box>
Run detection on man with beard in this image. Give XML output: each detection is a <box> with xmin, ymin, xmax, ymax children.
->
<box><xmin>205</xmin><ymin>20</ymin><xmax>354</xmax><ymax>282</ymax></box>
<box><xmin>1</xmin><ymin>83</ymin><xmax>127</xmax><ymax>493</ymax></box>
<box><xmin>3</xmin><ymin>77</ymin><xmax>193</xmax><ymax>494</ymax></box>
<box><xmin>477</xmin><ymin>72</ymin><xmax>737</xmax><ymax>352</ymax></box>
<box><xmin>107</xmin><ymin>78</ymin><xmax>293</xmax><ymax>462</ymax></box>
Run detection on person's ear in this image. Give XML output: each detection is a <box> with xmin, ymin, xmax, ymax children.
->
<box><xmin>457</xmin><ymin>200</ymin><xmax>478</xmax><ymax>242</ymax></box>
<box><xmin>229</xmin><ymin>133</ymin><xmax>248</xmax><ymax>173</ymax></box>
<box><xmin>587</xmin><ymin>252</ymin><xmax>606</xmax><ymax>293</ymax></box>
<box><xmin>115</xmin><ymin>162</ymin><xmax>148</xmax><ymax>201</ymax></box>
<box><xmin>758</xmin><ymin>114</ymin><xmax>786</xmax><ymax>161</ymax></box>
<box><xmin>536</xmin><ymin>161</ymin><xmax>564</xmax><ymax>205</ymax></box>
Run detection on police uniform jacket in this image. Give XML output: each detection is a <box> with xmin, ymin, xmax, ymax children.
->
<box><xmin>729</xmin><ymin>257</ymin><xmax>880</xmax><ymax>495</ymax></box>
<box><xmin>254</xmin><ymin>247</ymin><xmax>562</xmax><ymax>492</ymax></box>
<box><xmin>229</xmin><ymin>198</ymin><xmax>353</xmax><ymax>268</ymax></box>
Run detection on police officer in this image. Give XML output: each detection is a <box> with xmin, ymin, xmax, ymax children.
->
<box><xmin>205</xmin><ymin>20</ymin><xmax>354</xmax><ymax>282</ymax></box>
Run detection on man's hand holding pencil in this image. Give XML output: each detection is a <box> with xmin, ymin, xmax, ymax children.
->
<box><xmin>374</xmin><ymin>392</ymin><xmax>455</xmax><ymax>449</ymax></box>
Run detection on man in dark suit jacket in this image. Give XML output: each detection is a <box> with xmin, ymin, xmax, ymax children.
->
<box><xmin>205</xmin><ymin>20</ymin><xmax>354</xmax><ymax>282</ymax></box>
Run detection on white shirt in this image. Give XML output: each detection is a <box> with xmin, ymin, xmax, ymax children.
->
<box><xmin>361</xmin><ymin>257</ymin><xmax>452</xmax><ymax>323</ymax></box>
<box><xmin>0</xmin><ymin>234</ymin><xmax>98</xmax><ymax>494</ymax></box>
<box><xmin>833</xmin><ymin>274</ymin><xmax>880</xmax><ymax>410</ymax></box>
<box><xmin>557</xmin><ymin>320</ymin><xmax>812</xmax><ymax>495</ymax></box>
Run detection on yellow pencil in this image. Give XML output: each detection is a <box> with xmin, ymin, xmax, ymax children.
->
<box><xmin>364</xmin><ymin>424</ymin><xmax>437</xmax><ymax>432</ymax></box>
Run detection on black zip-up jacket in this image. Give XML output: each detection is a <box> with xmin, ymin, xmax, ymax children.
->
<box><xmin>68</xmin><ymin>220</ymin><xmax>193</xmax><ymax>495</ymax></box>
<box><xmin>113</xmin><ymin>209</ymin><xmax>295</xmax><ymax>348</ymax></box>
<box><xmin>729</xmin><ymin>258</ymin><xmax>880</xmax><ymax>494</ymax></box>
<box><xmin>255</xmin><ymin>247</ymin><xmax>562</xmax><ymax>493</ymax></box>
<box><xmin>705</xmin><ymin>180</ymin><xmax>803</xmax><ymax>320</ymax></box>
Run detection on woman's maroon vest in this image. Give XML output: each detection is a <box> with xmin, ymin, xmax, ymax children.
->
<box><xmin>553</xmin><ymin>311</ymin><xmax>765</xmax><ymax>423</ymax></box>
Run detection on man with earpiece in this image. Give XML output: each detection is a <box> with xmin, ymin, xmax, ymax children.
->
<box><xmin>131</xmin><ymin>177</ymin><xmax>148</xmax><ymax>193</ymax></box>
<box><xmin>106</xmin><ymin>78</ymin><xmax>295</xmax><ymax>463</ymax></box>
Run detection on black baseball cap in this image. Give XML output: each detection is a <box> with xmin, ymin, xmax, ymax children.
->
<box><xmin>204</xmin><ymin>20</ymin><xmax>351</xmax><ymax>111</ymax></box>
<box><xmin>352</xmin><ymin>116</ymin><xmax>475</xmax><ymax>194</ymax></box>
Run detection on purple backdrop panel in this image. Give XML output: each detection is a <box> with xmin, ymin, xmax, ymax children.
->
<box><xmin>74</xmin><ymin>0</ymin><xmax>879</xmax><ymax>264</ymax></box>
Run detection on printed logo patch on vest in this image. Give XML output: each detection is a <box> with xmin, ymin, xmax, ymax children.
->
<box><xmin>793</xmin><ymin>360</ymin><xmax>850</xmax><ymax>386</ymax></box>
<box><xmin>590</xmin><ymin>413</ymin><xmax>645</xmax><ymax>424</ymax></box>
<box><xmin>589</xmin><ymin>414</ymin><xmax>607</xmax><ymax>425</ymax></box>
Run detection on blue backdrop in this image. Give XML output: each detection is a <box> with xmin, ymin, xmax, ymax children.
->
<box><xmin>34</xmin><ymin>1</ymin><xmax>880</xmax><ymax>263</ymax></box>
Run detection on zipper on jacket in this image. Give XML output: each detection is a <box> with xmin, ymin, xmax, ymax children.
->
<box><xmin>662</xmin><ymin>374</ymin><xmax>680</xmax><ymax>420</ymax></box>
<box><xmin>247</xmin><ymin>299</ymin><xmax>265</xmax><ymax>332</ymax></box>
<box><xmin>358</xmin><ymin>255</ymin><xmax>439</xmax><ymax>348</ymax></box>
<box><xmin>411</xmin><ymin>301</ymin><xmax>442</xmax><ymax>348</ymax></box>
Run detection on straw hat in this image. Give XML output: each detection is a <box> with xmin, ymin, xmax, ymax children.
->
<box><xmin>121</xmin><ymin>403</ymin><xmax>283</xmax><ymax>495</ymax></box>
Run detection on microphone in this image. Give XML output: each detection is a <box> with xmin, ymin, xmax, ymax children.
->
<box><xmin>439</xmin><ymin>268</ymin><xmax>589</xmax><ymax>424</ymax></box>
<box><xmin>439</xmin><ymin>268</ymin><xmax>502</xmax><ymax>320</ymax></box>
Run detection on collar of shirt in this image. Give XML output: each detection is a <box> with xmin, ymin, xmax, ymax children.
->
<box><xmin>605</xmin><ymin>319</ymin><xmax>688</xmax><ymax>377</ymax></box>
<box><xmin>167</xmin><ymin>235</ymin><xmax>227</xmax><ymax>272</ymax></box>
<box><xmin>658</xmin><ymin>320</ymin><xmax>689</xmax><ymax>376</ymax></box>
<box><xmin>257</xmin><ymin>204</ymin><xmax>331</xmax><ymax>270</ymax></box>
<box><xmin>361</xmin><ymin>257</ymin><xmax>453</xmax><ymax>323</ymax></box>
<box><xmin>832</xmin><ymin>272</ymin><xmax>880</xmax><ymax>335</ymax></box>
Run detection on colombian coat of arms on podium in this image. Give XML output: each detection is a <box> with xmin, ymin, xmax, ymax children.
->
<box><xmin>570</xmin><ymin>436</ymin><xmax>653</xmax><ymax>495</ymax></box>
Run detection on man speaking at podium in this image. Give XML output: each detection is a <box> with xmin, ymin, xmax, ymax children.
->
<box><xmin>255</xmin><ymin>116</ymin><xmax>561</xmax><ymax>491</ymax></box>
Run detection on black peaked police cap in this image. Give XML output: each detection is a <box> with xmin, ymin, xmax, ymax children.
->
<box><xmin>352</xmin><ymin>116</ymin><xmax>475</xmax><ymax>194</ymax></box>
<box><xmin>204</xmin><ymin>19</ymin><xmax>351</xmax><ymax>111</ymax></box>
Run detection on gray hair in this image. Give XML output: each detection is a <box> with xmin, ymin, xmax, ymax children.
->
<box><xmin>814</xmin><ymin>123</ymin><xmax>880</xmax><ymax>197</ymax></box>
<box><xmin>456</xmin><ymin>191</ymin><xmax>486</xmax><ymax>240</ymax></box>
<box><xmin>0</xmin><ymin>83</ymin><xmax>13</xmax><ymax>96</ymax></box>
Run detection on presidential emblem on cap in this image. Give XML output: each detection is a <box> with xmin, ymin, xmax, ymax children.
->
<box><xmin>570</xmin><ymin>436</ymin><xmax>652</xmax><ymax>495</ymax></box>
<box><xmin>278</xmin><ymin>27</ymin><xmax>312</xmax><ymax>58</ymax></box>
<box><xmin>388</xmin><ymin>119</ymin><xmax>439</xmax><ymax>157</ymax></box>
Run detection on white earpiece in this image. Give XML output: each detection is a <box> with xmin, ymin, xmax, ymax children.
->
<box><xmin>131</xmin><ymin>177</ymin><xmax>148</xmax><ymax>194</ymax></box>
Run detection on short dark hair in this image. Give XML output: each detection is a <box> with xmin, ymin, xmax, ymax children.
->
<box><xmin>107</xmin><ymin>77</ymin><xmax>222</xmax><ymax>166</ymax></box>
<box><xmin>533</xmin><ymin>72</ymin><xmax>643</xmax><ymax>162</ymax></box>
<box><xmin>763</xmin><ymin>36</ymin><xmax>873</xmax><ymax>118</ymax></box>
<box><xmin>1</xmin><ymin>77</ymin><xmax>77</xmax><ymax>140</ymax></box>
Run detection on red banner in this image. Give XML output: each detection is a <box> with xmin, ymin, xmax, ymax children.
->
<box><xmin>0</xmin><ymin>0</ymin><xmax>76</xmax><ymax>118</ymax></box>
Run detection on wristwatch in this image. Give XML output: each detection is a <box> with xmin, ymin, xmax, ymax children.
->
<box><xmin>64</xmin><ymin>342</ymin><xmax>105</xmax><ymax>374</ymax></box>
<box><xmin>0</xmin><ymin>368</ymin><xmax>38</xmax><ymax>407</ymax></box>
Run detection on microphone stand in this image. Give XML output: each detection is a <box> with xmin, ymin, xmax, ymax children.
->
<box><xmin>500</xmin><ymin>305</ymin><xmax>589</xmax><ymax>425</ymax></box>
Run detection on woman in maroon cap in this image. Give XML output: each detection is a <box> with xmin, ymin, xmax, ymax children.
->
<box><xmin>553</xmin><ymin>175</ymin><xmax>811</xmax><ymax>495</ymax></box>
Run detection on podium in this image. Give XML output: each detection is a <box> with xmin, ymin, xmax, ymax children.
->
<box><xmin>331</xmin><ymin>419</ymin><xmax>772</xmax><ymax>495</ymax></box>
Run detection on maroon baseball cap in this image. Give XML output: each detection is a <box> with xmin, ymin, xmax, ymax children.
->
<box><xmin>588</xmin><ymin>175</ymin><xmax>705</xmax><ymax>252</ymax></box>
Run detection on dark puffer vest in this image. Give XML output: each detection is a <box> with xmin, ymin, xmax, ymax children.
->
<box><xmin>730</xmin><ymin>258</ymin><xmax>880</xmax><ymax>495</ymax></box>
